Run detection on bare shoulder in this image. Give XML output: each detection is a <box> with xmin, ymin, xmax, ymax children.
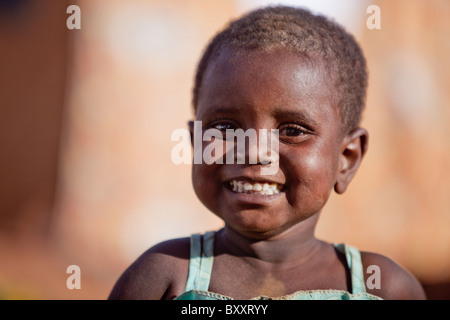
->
<box><xmin>360</xmin><ymin>251</ymin><xmax>426</xmax><ymax>300</ymax></box>
<box><xmin>108</xmin><ymin>237</ymin><xmax>190</xmax><ymax>300</ymax></box>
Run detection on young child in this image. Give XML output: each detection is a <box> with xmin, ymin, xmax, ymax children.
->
<box><xmin>109</xmin><ymin>6</ymin><xmax>425</xmax><ymax>300</ymax></box>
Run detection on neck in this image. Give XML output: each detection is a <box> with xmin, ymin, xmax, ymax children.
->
<box><xmin>217</xmin><ymin>214</ymin><xmax>323</xmax><ymax>268</ymax></box>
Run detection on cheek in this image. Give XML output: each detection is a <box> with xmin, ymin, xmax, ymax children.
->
<box><xmin>192</xmin><ymin>164</ymin><xmax>210</xmax><ymax>194</ymax></box>
<box><xmin>284</xmin><ymin>146</ymin><xmax>338</xmax><ymax>203</ymax></box>
<box><xmin>191</xmin><ymin>163</ymin><xmax>221</xmax><ymax>209</ymax></box>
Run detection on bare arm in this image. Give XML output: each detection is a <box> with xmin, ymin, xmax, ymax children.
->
<box><xmin>361</xmin><ymin>252</ymin><xmax>426</xmax><ymax>300</ymax></box>
<box><xmin>108</xmin><ymin>237</ymin><xmax>190</xmax><ymax>300</ymax></box>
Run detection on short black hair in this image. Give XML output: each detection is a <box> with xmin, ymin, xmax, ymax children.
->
<box><xmin>193</xmin><ymin>6</ymin><xmax>368</xmax><ymax>133</ymax></box>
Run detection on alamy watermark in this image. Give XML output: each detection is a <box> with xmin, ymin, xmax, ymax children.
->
<box><xmin>366</xmin><ymin>264</ymin><xmax>381</xmax><ymax>290</ymax></box>
<box><xmin>65</xmin><ymin>4</ymin><xmax>380</xmax><ymax>32</ymax></box>
<box><xmin>66</xmin><ymin>5</ymin><xmax>81</xmax><ymax>30</ymax></box>
<box><xmin>366</xmin><ymin>5</ymin><xmax>381</xmax><ymax>30</ymax></box>
<box><xmin>66</xmin><ymin>265</ymin><xmax>81</xmax><ymax>290</ymax></box>
<box><xmin>64</xmin><ymin>263</ymin><xmax>380</xmax><ymax>292</ymax></box>
<box><xmin>171</xmin><ymin>121</ymin><xmax>280</xmax><ymax>176</ymax></box>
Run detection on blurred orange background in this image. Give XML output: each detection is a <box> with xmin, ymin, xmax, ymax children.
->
<box><xmin>0</xmin><ymin>0</ymin><xmax>449</xmax><ymax>299</ymax></box>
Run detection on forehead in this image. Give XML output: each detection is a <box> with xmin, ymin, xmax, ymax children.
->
<box><xmin>196</xmin><ymin>48</ymin><xmax>340</xmax><ymax>127</ymax></box>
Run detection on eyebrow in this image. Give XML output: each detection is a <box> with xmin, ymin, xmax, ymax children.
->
<box><xmin>270</xmin><ymin>108</ymin><xmax>319</xmax><ymax>128</ymax></box>
<box><xmin>198</xmin><ymin>105</ymin><xmax>319</xmax><ymax>128</ymax></box>
<box><xmin>197</xmin><ymin>105</ymin><xmax>241</xmax><ymax>120</ymax></box>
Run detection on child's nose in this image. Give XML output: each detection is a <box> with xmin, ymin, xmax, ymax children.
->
<box><xmin>235</xmin><ymin>129</ymin><xmax>279</xmax><ymax>166</ymax></box>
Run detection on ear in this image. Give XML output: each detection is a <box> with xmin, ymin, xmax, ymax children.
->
<box><xmin>334</xmin><ymin>128</ymin><xmax>369</xmax><ymax>194</ymax></box>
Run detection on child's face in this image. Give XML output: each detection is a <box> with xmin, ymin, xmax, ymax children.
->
<box><xmin>192</xmin><ymin>49</ymin><xmax>346</xmax><ymax>239</ymax></box>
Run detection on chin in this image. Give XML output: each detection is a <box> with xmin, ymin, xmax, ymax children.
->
<box><xmin>223</xmin><ymin>213</ymin><xmax>288</xmax><ymax>239</ymax></box>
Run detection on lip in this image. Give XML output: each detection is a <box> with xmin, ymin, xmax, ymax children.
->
<box><xmin>223</xmin><ymin>180</ymin><xmax>285</xmax><ymax>206</ymax></box>
<box><xmin>223</xmin><ymin>176</ymin><xmax>285</xmax><ymax>186</ymax></box>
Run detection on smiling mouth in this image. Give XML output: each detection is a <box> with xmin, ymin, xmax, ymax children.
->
<box><xmin>227</xmin><ymin>180</ymin><xmax>283</xmax><ymax>195</ymax></box>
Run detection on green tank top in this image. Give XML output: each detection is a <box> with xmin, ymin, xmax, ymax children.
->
<box><xmin>174</xmin><ymin>231</ymin><xmax>382</xmax><ymax>300</ymax></box>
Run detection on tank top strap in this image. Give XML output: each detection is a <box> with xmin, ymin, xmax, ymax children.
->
<box><xmin>184</xmin><ymin>231</ymin><xmax>215</xmax><ymax>292</ymax></box>
<box><xmin>334</xmin><ymin>243</ymin><xmax>367</xmax><ymax>294</ymax></box>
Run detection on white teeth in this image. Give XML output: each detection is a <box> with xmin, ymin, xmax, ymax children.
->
<box><xmin>229</xmin><ymin>180</ymin><xmax>282</xmax><ymax>195</ymax></box>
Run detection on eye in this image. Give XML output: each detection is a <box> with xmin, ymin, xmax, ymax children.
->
<box><xmin>280</xmin><ymin>127</ymin><xmax>305</xmax><ymax>136</ymax></box>
<box><xmin>204</xmin><ymin>120</ymin><xmax>240</xmax><ymax>141</ymax></box>
<box><xmin>279</xmin><ymin>124</ymin><xmax>309</xmax><ymax>136</ymax></box>
<box><xmin>278</xmin><ymin>123</ymin><xmax>311</xmax><ymax>143</ymax></box>
<box><xmin>213</xmin><ymin>122</ymin><xmax>236</xmax><ymax>131</ymax></box>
